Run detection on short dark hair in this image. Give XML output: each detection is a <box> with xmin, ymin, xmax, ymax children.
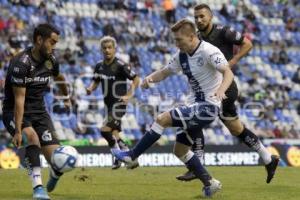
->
<box><xmin>194</xmin><ymin>3</ymin><xmax>212</xmax><ymax>13</ymax></box>
<box><xmin>33</xmin><ymin>23</ymin><xmax>60</xmax><ymax>43</ymax></box>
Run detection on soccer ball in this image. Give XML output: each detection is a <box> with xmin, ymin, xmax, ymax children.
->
<box><xmin>51</xmin><ymin>146</ymin><xmax>78</xmax><ymax>173</ymax></box>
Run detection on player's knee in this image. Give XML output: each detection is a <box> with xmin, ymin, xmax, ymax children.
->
<box><xmin>156</xmin><ymin>113</ymin><xmax>171</xmax><ymax>127</ymax></box>
<box><xmin>173</xmin><ymin>145</ymin><xmax>188</xmax><ymax>158</ymax></box>
<box><xmin>225</xmin><ymin>120</ymin><xmax>244</xmax><ymax>135</ymax></box>
<box><xmin>23</xmin><ymin>128</ymin><xmax>40</xmax><ymax>147</ymax></box>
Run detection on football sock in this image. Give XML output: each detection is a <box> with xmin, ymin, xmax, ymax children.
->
<box><xmin>117</xmin><ymin>138</ymin><xmax>129</xmax><ymax>150</ymax></box>
<box><xmin>131</xmin><ymin>122</ymin><xmax>163</xmax><ymax>160</ymax></box>
<box><xmin>238</xmin><ymin>127</ymin><xmax>272</xmax><ymax>164</ymax></box>
<box><xmin>179</xmin><ymin>151</ymin><xmax>211</xmax><ymax>186</ymax></box>
<box><xmin>191</xmin><ymin>129</ymin><xmax>205</xmax><ymax>163</ymax></box>
<box><xmin>101</xmin><ymin>131</ymin><xmax>118</xmax><ymax>149</ymax></box>
<box><xmin>25</xmin><ymin>145</ymin><xmax>42</xmax><ymax>189</ymax></box>
<box><xmin>50</xmin><ymin>166</ymin><xmax>63</xmax><ymax>179</ymax></box>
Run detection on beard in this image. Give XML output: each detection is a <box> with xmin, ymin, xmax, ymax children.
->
<box><xmin>39</xmin><ymin>44</ymin><xmax>51</xmax><ymax>60</ymax></box>
<box><xmin>198</xmin><ymin>23</ymin><xmax>210</xmax><ymax>32</ymax></box>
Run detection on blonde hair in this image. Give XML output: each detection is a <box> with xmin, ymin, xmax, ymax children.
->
<box><xmin>171</xmin><ymin>18</ymin><xmax>196</xmax><ymax>35</ymax></box>
<box><xmin>100</xmin><ymin>36</ymin><xmax>117</xmax><ymax>48</ymax></box>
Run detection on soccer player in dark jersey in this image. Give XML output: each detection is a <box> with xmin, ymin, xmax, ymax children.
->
<box><xmin>176</xmin><ymin>4</ymin><xmax>279</xmax><ymax>183</ymax></box>
<box><xmin>2</xmin><ymin>24</ymin><xmax>71</xmax><ymax>199</ymax></box>
<box><xmin>86</xmin><ymin>36</ymin><xmax>140</xmax><ymax>169</ymax></box>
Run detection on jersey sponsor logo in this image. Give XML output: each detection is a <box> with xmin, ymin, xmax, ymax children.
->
<box><xmin>25</xmin><ymin>76</ymin><xmax>51</xmax><ymax>83</ymax></box>
<box><xmin>11</xmin><ymin>76</ymin><xmax>24</xmax><ymax>84</ymax></box>
<box><xmin>41</xmin><ymin>130</ymin><xmax>52</xmax><ymax>141</ymax></box>
<box><xmin>95</xmin><ymin>74</ymin><xmax>115</xmax><ymax>80</ymax></box>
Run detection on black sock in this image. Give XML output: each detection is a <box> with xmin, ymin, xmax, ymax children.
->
<box><xmin>25</xmin><ymin>145</ymin><xmax>41</xmax><ymax>169</ymax></box>
<box><xmin>237</xmin><ymin>127</ymin><xmax>260</xmax><ymax>151</ymax></box>
<box><xmin>191</xmin><ymin>129</ymin><xmax>205</xmax><ymax>163</ymax></box>
<box><xmin>101</xmin><ymin>131</ymin><xmax>117</xmax><ymax>148</ymax></box>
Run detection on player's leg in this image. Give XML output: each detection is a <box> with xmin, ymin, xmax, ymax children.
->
<box><xmin>221</xmin><ymin>82</ymin><xmax>279</xmax><ymax>183</ymax></box>
<box><xmin>112</xmin><ymin>110</ymin><xmax>172</xmax><ymax>165</ymax></box>
<box><xmin>2</xmin><ymin>112</ymin><xmax>50</xmax><ymax>199</ymax></box>
<box><xmin>31</xmin><ymin>112</ymin><xmax>64</xmax><ymax>193</ymax></box>
<box><xmin>176</xmin><ymin>128</ymin><xmax>204</xmax><ymax>181</ymax></box>
<box><xmin>174</xmin><ymin>132</ymin><xmax>221</xmax><ymax>197</ymax></box>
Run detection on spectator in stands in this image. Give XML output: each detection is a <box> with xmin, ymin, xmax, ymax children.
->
<box><xmin>289</xmin><ymin>125</ymin><xmax>299</xmax><ymax>139</ymax></box>
<box><xmin>162</xmin><ymin>0</ymin><xmax>176</xmax><ymax>24</ymax></box>
<box><xmin>285</xmin><ymin>18</ymin><xmax>297</xmax><ymax>32</ymax></box>
<box><xmin>219</xmin><ymin>4</ymin><xmax>230</xmax><ymax>19</ymax></box>
<box><xmin>278</xmin><ymin>44</ymin><xmax>290</xmax><ymax>64</ymax></box>
<box><xmin>269</xmin><ymin>51</ymin><xmax>280</xmax><ymax>64</ymax></box>
<box><xmin>129</xmin><ymin>47</ymin><xmax>141</xmax><ymax>68</ymax></box>
<box><xmin>292</xmin><ymin>67</ymin><xmax>300</xmax><ymax>84</ymax></box>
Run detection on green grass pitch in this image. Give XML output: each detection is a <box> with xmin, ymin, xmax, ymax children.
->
<box><xmin>0</xmin><ymin>166</ymin><xmax>299</xmax><ymax>200</ymax></box>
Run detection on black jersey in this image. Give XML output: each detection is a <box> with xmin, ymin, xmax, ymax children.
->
<box><xmin>93</xmin><ymin>57</ymin><xmax>136</xmax><ymax>108</ymax></box>
<box><xmin>199</xmin><ymin>24</ymin><xmax>244</xmax><ymax>60</ymax></box>
<box><xmin>2</xmin><ymin>47</ymin><xmax>59</xmax><ymax>114</ymax></box>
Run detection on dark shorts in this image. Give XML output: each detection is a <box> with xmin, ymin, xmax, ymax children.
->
<box><xmin>176</xmin><ymin>128</ymin><xmax>204</xmax><ymax>146</ymax></box>
<box><xmin>170</xmin><ymin>103</ymin><xmax>218</xmax><ymax>130</ymax></box>
<box><xmin>103</xmin><ymin>104</ymin><xmax>126</xmax><ymax>131</ymax></box>
<box><xmin>2</xmin><ymin>112</ymin><xmax>59</xmax><ymax>146</ymax></box>
<box><xmin>220</xmin><ymin>80</ymin><xmax>239</xmax><ymax>121</ymax></box>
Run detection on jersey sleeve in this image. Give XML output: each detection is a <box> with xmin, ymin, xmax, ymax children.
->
<box><xmin>207</xmin><ymin>46</ymin><xmax>228</xmax><ymax>70</ymax></box>
<box><xmin>121</xmin><ymin>63</ymin><xmax>137</xmax><ymax>80</ymax></box>
<box><xmin>92</xmin><ymin>63</ymin><xmax>102</xmax><ymax>82</ymax></box>
<box><xmin>223</xmin><ymin>26</ymin><xmax>244</xmax><ymax>45</ymax></box>
<box><xmin>165</xmin><ymin>51</ymin><xmax>181</xmax><ymax>74</ymax></box>
<box><xmin>10</xmin><ymin>59</ymin><xmax>29</xmax><ymax>87</ymax></box>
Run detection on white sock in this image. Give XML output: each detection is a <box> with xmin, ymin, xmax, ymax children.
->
<box><xmin>29</xmin><ymin>167</ymin><xmax>42</xmax><ymax>188</ymax></box>
<box><xmin>257</xmin><ymin>141</ymin><xmax>272</xmax><ymax>164</ymax></box>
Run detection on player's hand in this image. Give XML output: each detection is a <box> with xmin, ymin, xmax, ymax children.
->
<box><xmin>119</xmin><ymin>95</ymin><xmax>130</xmax><ymax>104</ymax></box>
<box><xmin>86</xmin><ymin>87</ymin><xmax>92</xmax><ymax>95</ymax></box>
<box><xmin>214</xmin><ymin>90</ymin><xmax>227</xmax><ymax>101</ymax></box>
<box><xmin>12</xmin><ymin>132</ymin><xmax>22</xmax><ymax>148</ymax></box>
<box><xmin>141</xmin><ymin>77</ymin><xmax>153</xmax><ymax>89</ymax></box>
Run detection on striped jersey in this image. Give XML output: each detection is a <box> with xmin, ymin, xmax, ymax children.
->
<box><xmin>166</xmin><ymin>41</ymin><xmax>228</xmax><ymax>107</ymax></box>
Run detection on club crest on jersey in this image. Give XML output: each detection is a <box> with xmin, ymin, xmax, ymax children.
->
<box><xmin>111</xmin><ymin>64</ymin><xmax>117</xmax><ymax>72</ymax></box>
<box><xmin>45</xmin><ymin>60</ymin><xmax>53</xmax><ymax>70</ymax></box>
<box><xmin>197</xmin><ymin>57</ymin><xmax>204</xmax><ymax>66</ymax></box>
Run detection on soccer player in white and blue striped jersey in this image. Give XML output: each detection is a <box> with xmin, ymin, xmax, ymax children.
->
<box><xmin>113</xmin><ymin>18</ymin><xmax>234</xmax><ymax>197</ymax></box>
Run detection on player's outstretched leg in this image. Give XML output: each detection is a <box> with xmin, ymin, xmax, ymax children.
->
<box><xmin>46</xmin><ymin>166</ymin><xmax>63</xmax><ymax>192</ymax></box>
<box><xmin>174</xmin><ymin>140</ymin><xmax>221</xmax><ymax>198</ymax></box>
<box><xmin>265</xmin><ymin>155</ymin><xmax>280</xmax><ymax>183</ymax></box>
<box><xmin>176</xmin><ymin>128</ymin><xmax>204</xmax><ymax>182</ymax></box>
<box><xmin>25</xmin><ymin>145</ymin><xmax>50</xmax><ymax>200</ymax></box>
<box><xmin>112</xmin><ymin>121</ymin><xmax>164</xmax><ymax>169</ymax></box>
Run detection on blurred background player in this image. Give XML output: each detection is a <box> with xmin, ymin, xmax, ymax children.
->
<box><xmin>86</xmin><ymin>36</ymin><xmax>140</xmax><ymax>169</ymax></box>
<box><xmin>113</xmin><ymin>19</ymin><xmax>234</xmax><ymax>197</ymax></box>
<box><xmin>2</xmin><ymin>23</ymin><xmax>71</xmax><ymax>199</ymax></box>
<box><xmin>176</xmin><ymin>3</ymin><xmax>279</xmax><ymax>183</ymax></box>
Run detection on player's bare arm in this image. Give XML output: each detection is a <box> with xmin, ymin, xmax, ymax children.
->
<box><xmin>229</xmin><ymin>37</ymin><xmax>253</xmax><ymax>67</ymax></box>
<box><xmin>141</xmin><ymin>67</ymin><xmax>173</xmax><ymax>89</ymax></box>
<box><xmin>215</xmin><ymin>64</ymin><xmax>234</xmax><ymax>100</ymax></box>
<box><xmin>121</xmin><ymin>76</ymin><xmax>140</xmax><ymax>104</ymax></box>
<box><xmin>54</xmin><ymin>73</ymin><xmax>71</xmax><ymax>107</ymax></box>
<box><xmin>86</xmin><ymin>80</ymin><xmax>100</xmax><ymax>95</ymax></box>
<box><xmin>12</xmin><ymin>86</ymin><xmax>26</xmax><ymax>147</ymax></box>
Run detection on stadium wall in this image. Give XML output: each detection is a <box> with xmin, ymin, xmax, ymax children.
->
<box><xmin>0</xmin><ymin>144</ymin><xmax>299</xmax><ymax>169</ymax></box>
